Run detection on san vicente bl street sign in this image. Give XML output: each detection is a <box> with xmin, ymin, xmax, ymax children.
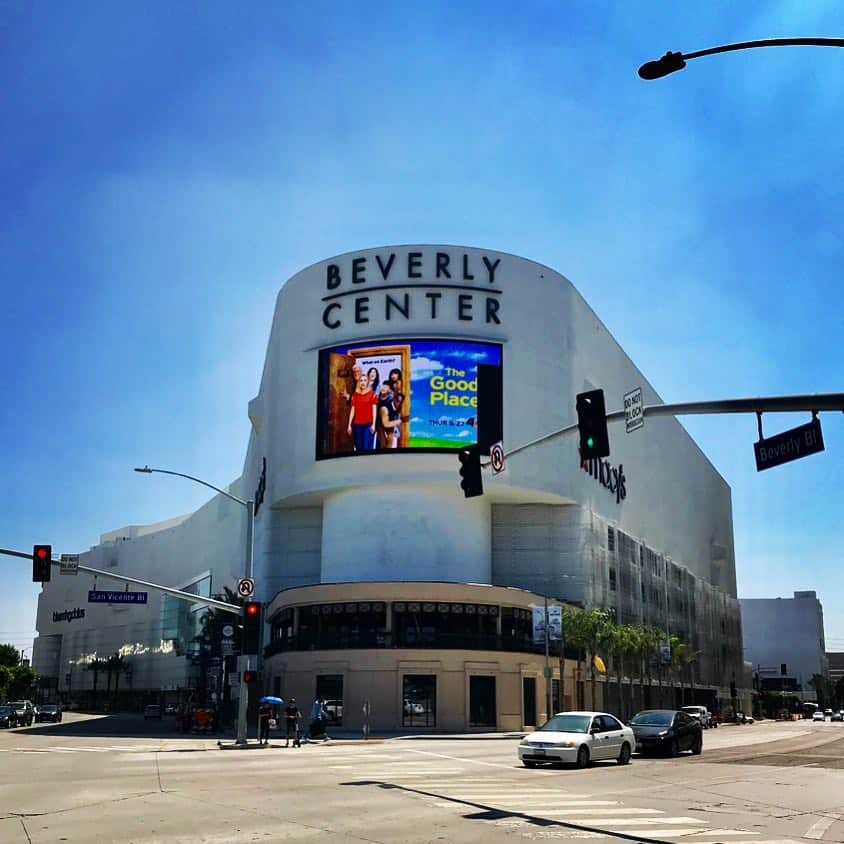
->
<box><xmin>88</xmin><ymin>590</ymin><xmax>148</xmax><ymax>604</ymax></box>
<box><xmin>754</xmin><ymin>417</ymin><xmax>824</xmax><ymax>472</ymax></box>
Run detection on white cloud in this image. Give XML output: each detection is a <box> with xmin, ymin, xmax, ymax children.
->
<box><xmin>411</xmin><ymin>356</ymin><xmax>444</xmax><ymax>380</ymax></box>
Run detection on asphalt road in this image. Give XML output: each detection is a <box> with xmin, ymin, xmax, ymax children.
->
<box><xmin>1</xmin><ymin>715</ymin><xmax>843</xmax><ymax>843</ymax></box>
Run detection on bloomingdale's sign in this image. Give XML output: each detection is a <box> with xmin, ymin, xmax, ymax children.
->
<box><xmin>321</xmin><ymin>249</ymin><xmax>503</xmax><ymax>330</ymax></box>
<box><xmin>53</xmin><ymin>608</ymin><xmax>86</xmax><ymax>623</ymax></box>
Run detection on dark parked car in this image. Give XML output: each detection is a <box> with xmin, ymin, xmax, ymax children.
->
<box><xmin>36</xmin><ymin>704</ymin><xmax>62</xmax><ymax>723</ymax></box>
<box><xmin>143</xmin><ymin>704</ymin><xmax>162</xmax><ymax>720</ymax></box>
<box><xmin>630</xmin><ymin>709</ymin><xmax>702</xmax><ymax>757</ymax></box>
<box><xmin>0</xmin><ymin>705</ymin><xmax>19</xmax><ymax>728</ymax></box>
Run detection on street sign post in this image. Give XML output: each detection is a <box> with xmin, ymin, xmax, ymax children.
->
<box><xmin>60</xmin><ymin>554</ymin><xmax>79</xmax><ymax>575</ymax></box>
<box><xmin>754</xmin><ymin>417</ymin><xmax>824</xmax><ymax>472</ymax></box>
<box><xmin>624</xmin><ymin>387</ymin><xmax>644</xmax><ymax>433</ymax></box>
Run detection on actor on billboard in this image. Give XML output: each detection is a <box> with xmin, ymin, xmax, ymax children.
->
<box><xmin>347</xmin><ymin>372</ymin><xmax>377</xmax><ymax>452</ymax></box>
<box><xmin>377</xmin><ymin>387</ymin><xmax>405</xmax><ymax>449</ymax></box>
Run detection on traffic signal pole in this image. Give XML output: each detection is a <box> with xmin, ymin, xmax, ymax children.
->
<box><xmin>1</xmin><ymin>548</ymin><xmax>242</xmax><ymax>615</ymax></box>
<box><xmin>235</xmin><ymin>498</ymin><xmax>255</xmax><ymax>746</ymax></box>
<box><xmin>486</xmin><ymin>392</ymin><xmax>844</xmax><ymax>465</ymax></box>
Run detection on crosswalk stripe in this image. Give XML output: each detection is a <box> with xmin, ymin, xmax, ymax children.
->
<box><xmin>561</xmin><ymin>817</ymin><xmax>704</xmax><ymax>827</ymax></box>
<box><xmin>639</xmin><ymin>831</ymin><xmax>760</xmax><ymax>839</ymax></box>
<box><xmin>430</xmin><ymin>800</ymin><xmax>620</xmax><ymax>808</ymax></box>
<box><xmin>519</xmin><ymin>808</ymin><xmax>662</xmax><ymax>816</ymax></box>
<box><xmin>805</xmin><ymin>814</ymin><xmax>842</xmax><ymax>840</ymax></box>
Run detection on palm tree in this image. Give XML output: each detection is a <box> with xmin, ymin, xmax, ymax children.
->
<box><xmin>87</xmin><ymin>657</ymin><xmax>107</xmax><ymax>709</ymax></box>
<box><xmin>108</xmin><ymin>653</ymin><xmax>128</xmax><ymax>707</ymax></box>
<box><xmin>634</xmin><ymin>626</ymin><xmax>661</xmax><ymax>709</ymax></box>
<box><xmin>582</xmin><ymin>608</ymin><xmax>613</xmax><ymax>710</ymax></box>
<box><xmin>562</xmin><ymin>607</ymin><xmax>590</xmax><ymax>709</ymax></box>
<box><xmin>669</xmin><ymin>636</ymin><xmax>690</xmax><ymax>706</ymax></box>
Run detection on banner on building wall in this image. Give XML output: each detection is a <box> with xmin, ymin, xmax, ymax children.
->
<box><xmin>532</xmin><ymin>605</ymin><xmax>562</xmax><ymax>644</ymax></box>
<box><xmin>316</xmin><ymin>338</ymin><xmax>502</xmax><ymax>458</ymax></box>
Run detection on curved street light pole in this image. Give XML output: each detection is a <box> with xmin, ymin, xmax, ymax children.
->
<box><xmin>134</xmin><ymin>466</ymin><xmax>255</xmax><ymax>745</ymax></box>
<box><xmin>639</xmin><ymin>37</ymin><xmax>844</xmax><ymax>79</ymax></box>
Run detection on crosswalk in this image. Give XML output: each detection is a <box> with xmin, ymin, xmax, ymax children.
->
<box><xmin>320</xmin><ymin>750</ymin><xmax>807</xmax><ymax>843</ymax></box>
<box><xmin>0</xmin><ymin>743</ymin><xmax>191</xmax><ymax>754</ymax></box>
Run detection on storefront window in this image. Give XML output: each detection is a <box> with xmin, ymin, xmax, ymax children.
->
<box><xmin>403</xmin><ymin>675</ymin><xmax>436</xmax><ymax>727</ymax></box>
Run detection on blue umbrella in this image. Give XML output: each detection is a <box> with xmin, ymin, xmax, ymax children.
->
<box><xmin>260</xmin><ymin>696</ymin><xmax>284</xmax><ymax>705</ymax></box>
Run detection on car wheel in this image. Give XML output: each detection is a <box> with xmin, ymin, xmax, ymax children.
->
<box><xmin>669</xmin><ymin>739</ymin><xmax>679</xmax><ymax>758</ymax></box>
<box><xmin>692</xmin><ymin>737</ymin><xmax>702</xmax><ymax>755</ymax></box>
<box><xmin>576</xmin><ymin>745</ymin><xmax>590</xmax><ymax>769</ymax></box>
<box><xmin>523</xmin><ymin>760</ymin><xmax>538</xmax><ymax>768</ymax></box>
<box><xmin>617</xmin><ymin>742</ymin><xmax>631</xmax><ymax>765</ymax></box>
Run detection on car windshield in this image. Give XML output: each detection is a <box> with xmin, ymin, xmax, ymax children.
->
<box><xmin>0</xmin><ymin>706</ymin><xmax>11</xmax><ymax>714</ymax></box>
<box><xmin>631</xmin><ymin>711</ymin><xmax>674</xmax><ymax>726</ymax></box>
<box><xmin>540</xmin><ymin>714</ymin><xmax>591</xmax><ymax>733</ymax></box>
<box><xmin>41</xmin><ymin>706</ymin><xmax>57</xmax><ymax>712</ymax></box>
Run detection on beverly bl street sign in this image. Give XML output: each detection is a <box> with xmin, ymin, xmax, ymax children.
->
<box><xmin>754</xmin><ymin>417</ymin><xmax>824</xmax><ymax>472</ymax></box>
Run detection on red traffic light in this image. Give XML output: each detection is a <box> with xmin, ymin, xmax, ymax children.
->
<box><xmin>243</xmin><ymin>670</ymin><xmax>257</xmax><ymax>683</ymax></box>
<box><xmin>245</xmin><ymin>602</ymin><xmax>259</xmax><ymax>616</ymax></box>
<box><xmin>32</xmin><ymin>544</ymin><xmax>52</xmax><ymax>583</ymax></box>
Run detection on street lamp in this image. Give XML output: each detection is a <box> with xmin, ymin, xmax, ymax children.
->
<box><xmin>134</xmin><ymin>465</ymin><xmax>255</xmax><ymax>745</ymax></box>
<box><xmin>639</xmin><ymin>37</ymin><xmax>844</xmax><ymax>80</ymax></box>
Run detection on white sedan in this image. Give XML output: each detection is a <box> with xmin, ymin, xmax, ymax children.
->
<box><xmin>519</xmin><ymin>711</ymin><xmax>635</xmax><ymax>768</ymax></box>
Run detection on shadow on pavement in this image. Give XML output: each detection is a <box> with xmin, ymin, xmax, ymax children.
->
<box><xmin>13</xmin><ymin>713</ymin><xmax>236</xmax><ymax>741</ymax></box>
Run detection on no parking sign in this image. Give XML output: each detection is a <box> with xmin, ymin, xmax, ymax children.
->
<box><xmin>490</xmin><ymin>442</ymin><xmax>505</xmax><ymax>475</ymax></box>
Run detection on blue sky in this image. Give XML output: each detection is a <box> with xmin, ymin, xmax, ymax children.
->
<box><xmin>2</xmin><ymin>2</ymin><xmax>842</xmax><ymax>657</ymax></box>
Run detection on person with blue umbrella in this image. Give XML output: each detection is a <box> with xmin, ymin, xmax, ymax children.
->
<box><xmin>258</xmin><ymin>695</ymin><xmax>283</xmax><ymax>745</ymax></box>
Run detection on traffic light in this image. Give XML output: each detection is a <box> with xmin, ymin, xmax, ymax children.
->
<box><xmin>576</xmin><ymin>389</ymin><xmax>610</xmax><ymax>460</ymax></box>
<box><xmin>32</xmin><ymin>544</ymin><xmax>52</xmax><ymax>582</ymax></box>
<box><xmin>243</xmin><ymin>670</ymin><xmax>258</xmax><ymax>684</ymax></box>
<box><xmin>730</xmin><ymin>681</ymin><xmax>737</xmax><ymax>700</ymax></box>
<box><xmin>458</xmin><ymin>445</ymin><xmax>483</xmax><ymax>498</ymax></box>
<box><xmin>241</xmin><ymin>601</ymin><xmax>262</xmax><ymax>654</ymax></box>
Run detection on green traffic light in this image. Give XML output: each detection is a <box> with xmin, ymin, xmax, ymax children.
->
<box><xmin>587</xmin><ymin>436</ymin><xmax>594</xmax><ymax>448</ymax></box>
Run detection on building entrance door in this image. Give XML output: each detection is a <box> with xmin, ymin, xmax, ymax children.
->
<box><xmin>469</xmin><ymin>676</ymin><xmax>497</xmax><ymax>728</ymax></box>
<box><xmin>523</xmin><ymin>677</ymin><xmax>537</xmax><ymax>727</ymax></box>
<box><xmin>316</xmin><ymin>674</ymin><xmax>343</xmax><ymax>726</ymax></box>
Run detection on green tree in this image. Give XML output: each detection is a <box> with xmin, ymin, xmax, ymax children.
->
<box><xmin>562</xmin><ymin>607</ymin><xmax>590</xmax><ymax>709</ymax></box>
<box><xmin>106</xmin><ymin>653</ymin><xmax>129</xmax><ymax>707</ymax></box>
<box><xmin>88</xmin><ymin>657</ymin><xmax>107</xmax><ymax>709</ymax></box>
<box><xmin>0</xmin><ymin>664</ymin><xmax>13</xmax><ymax>700</ymax></box>
<box><xmin>0</xmin><ymin>643</ymin><xmax>21</xmax><ymax>668</ymax></box>
<box><xmin>8</xmin><ymin>666</ymin><xmax>36</xmax><ymax>699</ymax></box>
<box><xmin>808</xmin><ymin>674</ymin><xmax>828</xmax><ymax>709</ymax></box>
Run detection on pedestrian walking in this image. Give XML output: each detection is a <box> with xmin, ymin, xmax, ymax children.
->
<box><xmin>284</xmin><ymin>698</ymin><xmax>301</xmax><ymax>747</ymax></box>
<box><xmin>258</xmin><ymin>700</ymin><xmax>272</xmax><ymax>745</ymax></box>
<box><xmin>309</xmin><ymin>696</ymin><xmax>328</xmax><ymax>740</ymax></box>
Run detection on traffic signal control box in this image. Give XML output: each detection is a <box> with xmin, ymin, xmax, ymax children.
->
<box><xmin>32</xmin><ymin>545</ymin><xmax>52</xmax><ymax>582</ymax></box>
<box><xmin>576</xmin><ymin>389</ymin><xmax>610</xmax><ymax>459</ymax></box>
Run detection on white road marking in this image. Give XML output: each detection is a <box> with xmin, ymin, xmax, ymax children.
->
<box><xmin>523</xmin><ymin>808</ymin><xmax>663</xmax><ymax>816</ymax></box>
<box><xmin>430</xmin><ymin>800</ymin><xmax>621</xmax><ymax>808</ymax></box>
<box><xmin>805</xmin><ymin>813</ymin><xmax>841</xmax><ymax>840</ymax></box>
<box><xmin>402</xmin><ymin>747</ymin><xmax>515</xmax><ymax>768</ymax></box>
<box><xmin>558</xmin><ymin>817</ymin><xmax>705</xmax><ymax>827</ymax></box>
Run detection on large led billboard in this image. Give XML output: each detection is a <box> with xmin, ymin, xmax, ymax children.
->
<box><xmin>316</xmin><ymin>338</ymin><xmax>502</xmax><ymax>458</ymax></box>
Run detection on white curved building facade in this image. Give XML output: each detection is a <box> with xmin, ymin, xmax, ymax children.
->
<box><xmin>33</xmin><ymin>246</ymin><xmax>744</xmax><ymax>729</ymax></box>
